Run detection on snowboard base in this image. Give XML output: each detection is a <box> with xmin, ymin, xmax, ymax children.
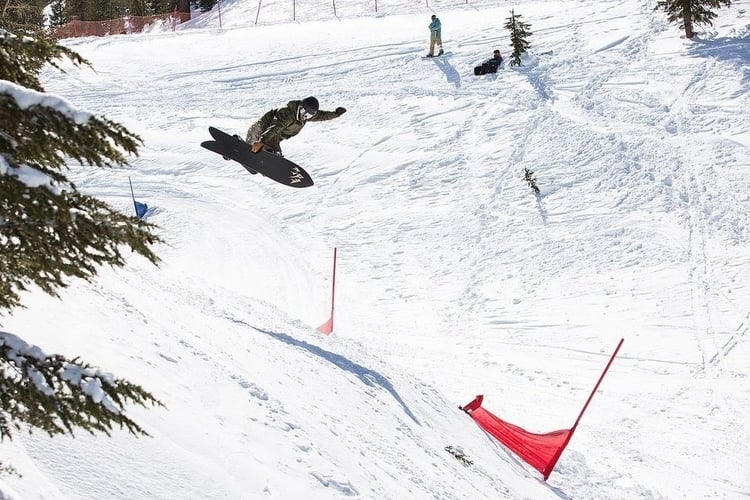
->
<box><xmin>201</xmin><ymin>127</ymin><xmax>314</xmax><ymax>188</ymax></box>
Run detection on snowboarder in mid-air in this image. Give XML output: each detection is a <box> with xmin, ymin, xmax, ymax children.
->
<box><xmin>425</xmin><ymin>14</ymin><xmax>444</xmax><ymax>57</ymax></box>
<box><xmin>246</xmin><ymin>96</ymin><xmax>346</xmax><ymax>156</ymax></box>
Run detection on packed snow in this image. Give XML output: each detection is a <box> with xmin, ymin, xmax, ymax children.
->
<box><xmin>2</xmin><ymin>0</ymin><xmax>749</xmax><ymax>498</ymax></box>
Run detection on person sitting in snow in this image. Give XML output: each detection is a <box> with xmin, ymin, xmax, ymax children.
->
<box><xmin>245</xmin><ymin>96</ymin><xmax>346</xmax><ymax>156</ymax></box>
<box><xmin>473</xmin><ymin>49</ymin><xmax>503</xmax><ymax>75</ymax></box>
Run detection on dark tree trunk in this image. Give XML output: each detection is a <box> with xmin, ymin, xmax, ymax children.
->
<box><xmin>682</xmin><ymin>0</ymin><xmax>694</xmax><ymax>38</ymax></box>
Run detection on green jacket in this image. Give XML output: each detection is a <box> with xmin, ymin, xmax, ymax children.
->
<box><xmin>428</xmin><ymin>17</ymin><xmax>441</xmax><ymax>39</ymax></box>
<box><xmin>248</xmin><ymin>100</ymin><xmax>341</xmax><ymax>148</ymax></box>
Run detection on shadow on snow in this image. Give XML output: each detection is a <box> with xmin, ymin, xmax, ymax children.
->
<box><xmin>253</xmin><ymin>326</ymin><xmax>421</xmax><ymax>425</ymax></box>
<box><xmin>690</xmin><ymin>32</ymin><xmax>750</xmax><ymax>87</ymax></box>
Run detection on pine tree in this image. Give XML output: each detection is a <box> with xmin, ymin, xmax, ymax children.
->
<box><xmin>84</xmin><ymin>0</ymin><xmax>126</xmax><ymax>21</ymax></box>
<box><xmin>145</xmin><ymin>0</ymin><xmax>163</xmax><ymax>14</ymax></box>
<box><xmin>1</xmin><ymin>31</ymin><xmax>162</xmax><ymax>311</ymax></box>
<box><xmin>1</xmin><ymin>331</ymin><xmax>162</xmax><ymax>441</ymax></box>
<box><xmin>0</xmin><ymin>0</ymin><xmax>45</xmax><ymax>31</ymax></box>
<box><xmin>148</xmin><ymin>0</ymin><xmax>178</xmax><ymax>14</ymax></box>
<box><xmin>655</xmin><ymin>0</ymin><xmax>732</xmax><ymax>39</ymax></box>
<box><xmin>48</xmin><ymin>0</ymin><xmax>67</xmax><ymax>27</ymax></box>
<box><xmin>524</xmin><ymin>167</ymin><xmax>540</xmax><ymax>194</ymax></box>
<box><xmin>64</xmin><ymin>0</ymin><xmax>89</xmax><ymax>21</ymax></box>
<box><xmin>65</xmin><ymin>0</ymin><xmax>107</xmax><ymax>21</ymax></box>
<box><xmin>194</xmin><ymin>0</ymin><xmax>217</xmax><ymax>13</ymax></box>
<box><xmin>0</xmin><ymin>30</ymin><xmax>162</xmax><ymax>453</ymax></box>
<box><xmin>130</xmin><ymin>0</ymin><xmax>148</xmax><ymax>16</ymax></box>
<box><xmin>63</xmin><ymin>0</ymin><xmax>119</xmax><ymax>22</ymax></box>
<box><xmin>504</xmin><ymin>9</ymin><xmax>532</xmax><ymax>67</ymax></box>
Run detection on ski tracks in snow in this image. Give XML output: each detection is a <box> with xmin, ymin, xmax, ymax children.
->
<box><xmin>664</xmin><ymin>57</ymin><xmax>750</xmax><ymax>378</ymax></box>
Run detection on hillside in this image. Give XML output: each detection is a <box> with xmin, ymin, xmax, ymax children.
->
<box><xmin>2</xmin><ymin>0</ymin><xmax>749</xmax><ymax>498</ymax></box>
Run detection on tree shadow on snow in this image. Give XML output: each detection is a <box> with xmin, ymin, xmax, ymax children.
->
<box><xmin>514</xmin><ymin>56</ymin><xmax>553</xmax><ymax>101</ymax></box>
<box><xmin>253</xmin><ymin>326</ymin><xmax>420</xmax><ymax>425</ymax></box>
<box><xmin>689</xmin><ymin>33</ymin><xmax>750</xmax><ymax>87</ymax></box>
<box><xmin>535</xmin><ymin>193</ymin><xmax>548</xmax><ymax>224</ymax></box>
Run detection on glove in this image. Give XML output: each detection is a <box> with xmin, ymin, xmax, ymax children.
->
<box><xmin>251</xmin><ymin>142</ymin><xmax>264</xmax><ymax>153</ymax></box>
<box><xmin>335</xmin><ymin>107</ymin><xmax>347</xmax><ymax>116</ymax></box>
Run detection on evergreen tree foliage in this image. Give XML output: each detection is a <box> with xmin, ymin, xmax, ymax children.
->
<box><xmin>63</xmin><ymin>0</ymin><xmax>91</xmax><ymax>21</ymax></box>
<box><xmin>1</xmin><ymin>331</ymin><xmax>162</xmax><ymax>441</ymax></box>
<box><xmin>0</xmin><ymin>29</ymin><xmax>162</xmax><ymax>312</ymax></box>
<box><xmin>193</xmin><ymin>0</ymin><xmax>217</xmax><ymax>13</ymax></box>
<box><xmin>145</xmin><ymin>0</ymin><xmax>164</xmax><ymax>14</ymax></box>
<box><xmin>55</xmin><ymin>0</ymin><xmax>181</xmax><ymax>23</ymax></box>
<box><xmin>150</xmin><ymin>0</ymin><xmax>179</xmax><ymax>14</ymax></box>
<box><xmin>655</xmin><ymin>0</ymin><xmax>731</xmax><ymax>38</ymax></box>
<box><xmin>48</xmin><ymin>0</ymin><xmax>67</xmax><ymax>27</ymax></box>
<box><xmin>100</xmin><ymin>1</ymin><xmax>127</xmax><ymax>21</ymax></box>
<box><xmin>0</xmin><ymin>0</ymin><xmax>46</xmax><ymax>32</ymax></box>
<box><xmin>524</xmin><ymin>167</ymin><xmax>540</xmax><ymax>194</ymax></box>
<box><xmin>129</xmin><ymin>0</ymin><xmax>149</xmax><ymax>16</ymax></box>
<box><xmin>504</xmin><ymin>9</ymin><xmax>532</xmax><ymax>67</ymax></box>
<box><xmin>0</xmin><ymin>29</ymin><xmax>162</xmax><ymax>467</ymax></box>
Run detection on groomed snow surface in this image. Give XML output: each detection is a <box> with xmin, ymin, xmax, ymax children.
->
<box><xmin>2</xmin><ymin>0</ymin><xmax>749</xmax><ymax>498</ymax></box>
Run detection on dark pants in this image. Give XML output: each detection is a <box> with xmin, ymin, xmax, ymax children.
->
<box><xmin>245</xmin><ymin>122</ymin><xmax>283</xmax><ymax>154</ymax></box>
<box><xmin>474</xmin><ymin>62</ymin><xmax>498</xmax><ymax>76</ymax></box>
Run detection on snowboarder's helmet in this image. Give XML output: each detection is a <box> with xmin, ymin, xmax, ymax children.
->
<box><xmin>301</xmin><ymin>96</ymin><xmax>319</xmax><ymax>115</ymax></box>
<box><xmin>431</xmin><ymin>14</ymin><xmax>436</xmax><ymax>19</ymax></box>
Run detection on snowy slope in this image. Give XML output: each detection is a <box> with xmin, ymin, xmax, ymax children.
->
<box><xmin>2</xmin><ymin>0</ymin><xmax>750</xmax><ymax>498</ymax></box>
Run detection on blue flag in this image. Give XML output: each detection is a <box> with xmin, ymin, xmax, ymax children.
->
<box><xmin>128</xmin><ymin>177</ymin><xmax>149</xmax><ymax>219</ymax></box>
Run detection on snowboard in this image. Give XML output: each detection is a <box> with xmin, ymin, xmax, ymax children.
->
<box><xmin>201</xmin><ymin>126</ymin><xmax>314</xmax><ymax>188</ymax></box>
<box><xmin>422</xmin><ymin>51</ymin><xmax>452</xmax><ymax>59</ymax></box>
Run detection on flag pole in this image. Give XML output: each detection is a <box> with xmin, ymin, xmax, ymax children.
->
<box><xmin>316</xmin><ymin>247</ymin><xmax>337</xmax><ymax>334</ymax></box>
<box><xmin>572</xmin><ymin>338</ymin><xmax>624</xmax><ymax>431</ymax></box>
<box><xmin>543</xmin><ymin>338</ymin><xmax>624</xmax><ymax>479</ymax></box>
<box><xmin>128</xmin><ymin>176</ymin><xmax>138</xmax><ymax>213</ymax></box>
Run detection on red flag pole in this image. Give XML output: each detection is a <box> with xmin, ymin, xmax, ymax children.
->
<box><xmin>572</xmin><ymin>338</ymin><xmax>624</xmax><ymax>431</ymax></box>
<box><xmin>316</xmin><ymin>247</ymin><xmax>337</xmax><ymax>334</ymax></box>
<box><xmin>543</xmin><ymin>338</ymin><xmax>624</xmax><ymax>480</ymax></box>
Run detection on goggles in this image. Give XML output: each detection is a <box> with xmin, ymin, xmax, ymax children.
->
<box><xmin>298</xmin><ymin>106</ymin><xmax>316</xmax><ymax>121</ymax></box>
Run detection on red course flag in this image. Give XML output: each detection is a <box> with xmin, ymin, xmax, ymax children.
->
<box><xmin>461</xmin><ymin>395</ymin><xmax>571</xmax><ymax>479</ymax></box>
<box><xmin>462</xmin><ymin>338</ymin><xmax>624</xmax><ymax>480</ymax></box>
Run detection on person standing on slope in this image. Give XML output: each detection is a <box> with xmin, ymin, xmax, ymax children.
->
<box><xmin>426</xmin><ymin>14</ymin><xmax>444</xmax><ymax>57</ymax></box>
<box><xmin>246</xmin><ymin>96</ymin><xmax>346</xmax><ymax>156</ymax></box>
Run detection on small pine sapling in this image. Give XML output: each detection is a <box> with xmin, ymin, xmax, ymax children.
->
<box><xmin>504</xmin><ymin>9</ymin><xmax>532</xmax><ymax>66</ymax></box>
<box><xmin>524</xmin><ymin>167</ymin><xmax>540</xmax><ymax>194</ymax></box>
